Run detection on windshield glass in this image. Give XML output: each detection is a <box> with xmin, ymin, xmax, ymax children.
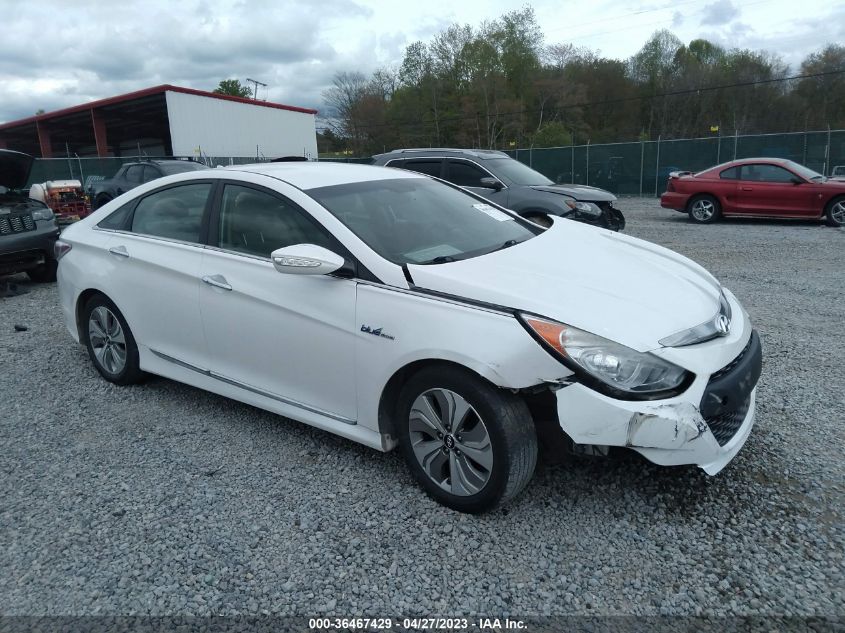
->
<box><xmin>159</xmin><ymin>162</ymin><xmax>208</xmax><ymax>175</ymax></box>
<box><xmin>784</xmin><ymin>160</ymin><xmax>824</xmax><ymax>180</ymax></box>
<box><xmin>307</xmin><ymin>178</ymin><xmax>539</xmax><ymax>265</ymax></box>
<box><xmin>485</xmin><ymin>158</ymin><xmax>554</xmax><ymax>186</ymax></box>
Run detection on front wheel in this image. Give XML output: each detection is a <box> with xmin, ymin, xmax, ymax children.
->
<box><xmin>688</xmin><ymin>195</ymin><xmax>721</xmax><ymax>224</ymax></box>
<box><xmin>94</xmin><ymin>194</ymin><xmax>113</xmax><ymax>210</ymax></box>
<box><xmin>825</xmin><ymin>196</ymin><xmax>845</xmax><ymax>227</ymax></box>
<box><xmin>396</xmin><ymin>366</ymin><xmax>537</xmax><ymax>513</ymax></box>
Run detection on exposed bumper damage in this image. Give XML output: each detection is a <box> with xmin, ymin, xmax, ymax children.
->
<box><xmin>555</xmin><ymin>383</ymin><xmax>757</xmax><ymax>474</ymax></box>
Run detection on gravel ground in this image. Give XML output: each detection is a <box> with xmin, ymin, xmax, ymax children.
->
<box><xmin>0</xmin><ymin>198</ymin><xmax>843</xmax><ymax>618</ymax></box>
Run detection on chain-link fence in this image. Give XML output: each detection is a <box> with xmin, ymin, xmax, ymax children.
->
<box><xmin>25</xmin><ymin>129</ymin><xmax>845</xmax><ymax>196</ymax></box>
<box><xmin>507</xmin><ymin>129</ymin><xmax>845</xmax><ymax>195</ymax></box>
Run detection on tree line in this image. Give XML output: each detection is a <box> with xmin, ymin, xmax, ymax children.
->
<box><xmin>319</xmin><ymin>7</ymin><xmax>845</xmax><ymax>156</ymax></box>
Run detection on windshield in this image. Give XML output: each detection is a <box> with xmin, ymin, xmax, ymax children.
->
<box><xmin>159</xmin><ymin>162</ymin><xmax>208</xmax><ymax>175</ymax></box>
<box><xmin>485</xmin><ymin>158</ymin><xmax>553</xmax><ymax>186</ymax></box>
<box><xmin>784</xmin><ymin>160</ymin><xmax>824</xmax><ymax>180</ymax></box>
<box><xmin>307</xmin><ymin>178</ymin><xmax>539</xmax><ymax>265</ymax></box>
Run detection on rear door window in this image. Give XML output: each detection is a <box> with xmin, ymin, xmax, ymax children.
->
<box><xmin>397</xmin><ymin>159</ymin><xmax>443</xmax><ymax>178</ymax></box>
<box><xmin>130</xmin><ymin>183</ymin><xmax>212</xmax><ymax>243</ymax></box>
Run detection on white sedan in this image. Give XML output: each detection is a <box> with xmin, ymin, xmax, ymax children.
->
<box><xmin>56</xmin><ymin>162</ymin><xmax>762</xmax><ymax>513</ymax></box>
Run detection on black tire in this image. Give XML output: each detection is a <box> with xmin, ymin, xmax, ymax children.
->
<box><xmin>824</xmin><ymin>195</ymin><xmax>845</xmax><ymax>227</ymax></box>
<box><xmin>94</xmin><ymin>194</ymin><xmax>113</xmax><ymax>210</ymax></box>
<box><xmin>81</xmin><ymin>294</ymin><xmax>145</xmax><ymax>385</ymax></box>
<box><xmin>687</xmin><ymin>194</ymin><xmax>721</xmax><ymax>224</ymax></box>
<box><xmin>26</xmin><ymin>259</ymin><xmax>57</xmax><ymax>283</ymax></box>
<box><xmin>395</xmin><ymin>365</ymin><xmax>537</xmax><ymax>513</ymax></box>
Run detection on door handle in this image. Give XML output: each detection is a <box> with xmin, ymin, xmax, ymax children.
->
<box><xmin>202</xmin><ymin>274</ymin><xmax>232</xmax><ymax>291</ymax></box>
<box><xmin>108</xmin><ymin>245</ymin><xmax>130</xmax><ymax>258</ymax></box>
<box><xmin>741</xmin><ymin>186</ymin><xmax>754</xmax><ymax>191</ymax></box>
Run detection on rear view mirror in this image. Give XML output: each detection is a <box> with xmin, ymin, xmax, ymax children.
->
<box><xmin>479</xmin><ymin>177</ymin><xmax>504</xmax><ymax>191</ymax></box>
<box><xmin>270</xmin><ymin>244</ymin><xmax>345</xmax><ymax>276</ymax></box>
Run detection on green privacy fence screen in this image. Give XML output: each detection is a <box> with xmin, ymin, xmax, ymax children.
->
<box><xmin>24</xmin><ymin>129</ymin><xmax>845</xmax><ymax>196</ymax></box>
<box><xmin>506</xmin><ymin>129</ymin><xmax>845</xmax><ymax>195</ymax></box>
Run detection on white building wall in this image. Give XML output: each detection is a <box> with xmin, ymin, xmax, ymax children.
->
<box><xmin>165</xmin><ymin>91</ymin><xmax>317</xmax><ymax>159</ymax></box>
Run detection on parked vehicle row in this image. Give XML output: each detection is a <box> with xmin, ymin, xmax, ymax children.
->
<box><xmin>372</xmin><ymin>148</ymin><xmax>626</xmax><ymax>231</ymax></box>
<box><xmin>661</xmin><ymin>157</ymin><xmax>845</xmax><ymax>226</ymax></box>
<box><xmin>56</xmin><ymin>162</ymin><xmax>761</xmax><ymax>512</ymax></box>
<box><xmin>89</xmin><ymin>159</ymin><xmax>209</xmax><ymax>210</ymax></box>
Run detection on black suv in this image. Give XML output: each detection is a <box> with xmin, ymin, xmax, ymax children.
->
<box><xmin>372</xmin><ymin>148</ymin><xmax>625</xmax><ymax>231</ymax></box>
<box><xmin>0</xmin><ymin>150</ymin><xmax>60</xmax><ymax>282</ymax></box>
<box><xmin>90</xmin><ymin>159</ymin><xmax>208</xmax><ymax>209</ymax></box>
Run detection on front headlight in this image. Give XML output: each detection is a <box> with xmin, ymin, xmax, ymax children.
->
<box><xmin>31</xmin><ymin>205</ymin><xmax>54</xmax><ymax>221</ymax></box>
<box><xmin>564</xmin><ymin>200</ymin><xmax>602</xmax><ymax>217</ymax></box>
<box><xmin>521</xmin><ymin>315</ymin><xmax>691</xmax><ymax>396</ymax></box>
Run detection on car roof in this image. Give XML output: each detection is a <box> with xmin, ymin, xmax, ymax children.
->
<box><xmin>223</xmin><ymin>161</ymin><xmax>425</xmax><ymax>190</ymax></box>
<box><xmin>373</xmin><ymin>148</ymin><xmax>510</xmax><ymax>160</ymax></box>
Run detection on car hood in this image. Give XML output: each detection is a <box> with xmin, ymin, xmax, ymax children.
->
<box><xmin>407</xmin><ymin>221</ymin><xmax>721</xmax><ymax>352</ymax></box>
<box><xmin>0</xmin><ymin>150</ymin><xmax>34</xmax><ymax>190</ymax></box>
<box><xmin>529</xmin><ymin>184</ymin><xmax>616</xmax><ymax>202</ymax></box>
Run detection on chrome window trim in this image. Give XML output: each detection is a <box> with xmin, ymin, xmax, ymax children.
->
<box><xmin>149</xmin><ymin>349</ymin><xmax>357</xmax><ymax>425</ymax></box>
<box><xmin>92</xmin><ymin>226</ymin><xmax>206</xmax><ymax>250</ymax></box>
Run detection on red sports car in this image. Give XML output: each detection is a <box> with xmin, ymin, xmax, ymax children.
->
<box><xmin>660</xmin><ymin>158</ymin><xmax>845</xmax><ymax>227</ymax></box>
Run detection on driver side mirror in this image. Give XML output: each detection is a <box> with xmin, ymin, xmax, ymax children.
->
<box><xmin>271</xmin><ymin>244</ymin><xmax>345</xmax><ymax>276</ymax></box>
<box><xmin>479</xmin><ymin>176</ymin><xmax>504</xmax><ymax>191</ymax></box>
<box><xmin>790</xmin><ymin>177</ymin><xmax>804</xmax><ymax>185</ymax></box>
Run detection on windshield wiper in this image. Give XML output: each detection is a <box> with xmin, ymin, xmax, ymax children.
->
<box><xmin>420</xmin><ymin>255</ymin><xmax>459</xmax><ymax>264</ymax></box>
<box><xmin>485</xmin><ymin>239</ymin><xmax>525</xmax><ymax>254</ymax></box>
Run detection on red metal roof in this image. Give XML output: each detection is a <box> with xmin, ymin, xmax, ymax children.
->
<box><xmin>0</xmin><ymin>84</ymin><xmax>318</xmax><ymax>131</ymax></box>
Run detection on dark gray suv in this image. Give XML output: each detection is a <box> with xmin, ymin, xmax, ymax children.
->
<box><xmin>372</xmin><ymin>148</ymin><xmax>625</xmax><ymax>231</ymax></box>
<box><xmin>0</xmin><ymin>150</ymin><xmax>60</xmax><ymax>282</ymax></box>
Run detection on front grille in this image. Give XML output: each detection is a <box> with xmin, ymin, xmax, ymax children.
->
<box><xmin>0</xmin><ymin>214</ymin><xmax>36</xmax><ymax>235</ymax></box>
<box><xmin>705</xmin><ymin>395</ymin><xmax>751</xmax><ymax>446</ymax></box>
<box><xmin>711</xmin><ymin>336</ymin><xmax>753</xmax><ymax>381</ymax></box>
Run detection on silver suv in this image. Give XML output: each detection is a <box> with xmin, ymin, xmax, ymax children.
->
<box><xmin>372</xmin><ymin>148</ymin><xmax>625</xmax><ymax>231</ymax></box>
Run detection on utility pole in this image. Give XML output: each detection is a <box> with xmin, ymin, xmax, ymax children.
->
<box><xmin>246</xmin><ymin>78</ymin><xmax>267</xmax><ymax>100</ymax></box>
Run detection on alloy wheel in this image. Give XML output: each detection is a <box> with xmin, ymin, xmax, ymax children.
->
<box><xmin>831</xmin><ymin>201</ymin><xmax>845</xmax><ymax>225</ymax></box>
<box><xmin>88</xmin><ymin>306</ymin><xmax>127</xmax><ymax>374</ymax></box>
<box><xmin>408</xmin><ymin>388</ymin><xmax>494</xmax><ymax>496</ymax></box>
<box><xmin>691</xmin><ymin>199</ymin><xmax>715</xmax><ymax>221</ymax></box>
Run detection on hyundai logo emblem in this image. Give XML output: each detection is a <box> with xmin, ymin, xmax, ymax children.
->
<box><xmin>715</xmin><ymin>314</ymin><xmax>731</xmax><ymax>336</ymax></box>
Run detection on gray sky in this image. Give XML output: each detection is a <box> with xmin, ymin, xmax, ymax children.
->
<box><xmin>0</xmin><ymin>0</ymin><xmax>841</xmax><ymax>124</ymax></box>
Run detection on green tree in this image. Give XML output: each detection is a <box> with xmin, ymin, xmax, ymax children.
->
<box><xmin>214</xmin><ymin>79</ymin><xmax>252</xmax><ymax>98</ymax></box>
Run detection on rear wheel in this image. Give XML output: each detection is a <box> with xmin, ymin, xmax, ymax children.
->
<box><xmin>688</xmin><ymin>195</ymin><xmax>721</xmax><ymax>223</ymax></box>
<box><xmin>825</xmin><ymin>196</ymin><xmax>845</xmax><ymax>227</ymax></box>
<box><xmin>396</xmin><ymin>366</ymin><xmax>537</xmax><ymax>513</ymax></box>
<box><xmin>82</xmin><ymin>295</ymin><xmax>145</xmax><ymax>385</ymax></box>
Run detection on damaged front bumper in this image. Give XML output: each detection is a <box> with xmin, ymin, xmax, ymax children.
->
<box><xmin>554</xmin><ymin>329</ymin><xmax>762</xmax><ymax>475</ymax></box>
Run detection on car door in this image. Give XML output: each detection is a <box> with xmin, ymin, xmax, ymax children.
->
<box><xmin>198</xmin><ymin>181</ymin><xmax>358</xmax><ymax>422</ymax></box>
<box><xmin>735</xmin><ymin>163</ymin><xmax>815</xmax><ymax>216</ymax></box>
<box><xmin>98</xmin><ymin>180</ymin><xmax>214</xmax><ymax>369</ymax></box>
<box><xmin>444</xmin><ymin>158</ymin><xmax>509</xmax><ymax>206</ymax></box>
